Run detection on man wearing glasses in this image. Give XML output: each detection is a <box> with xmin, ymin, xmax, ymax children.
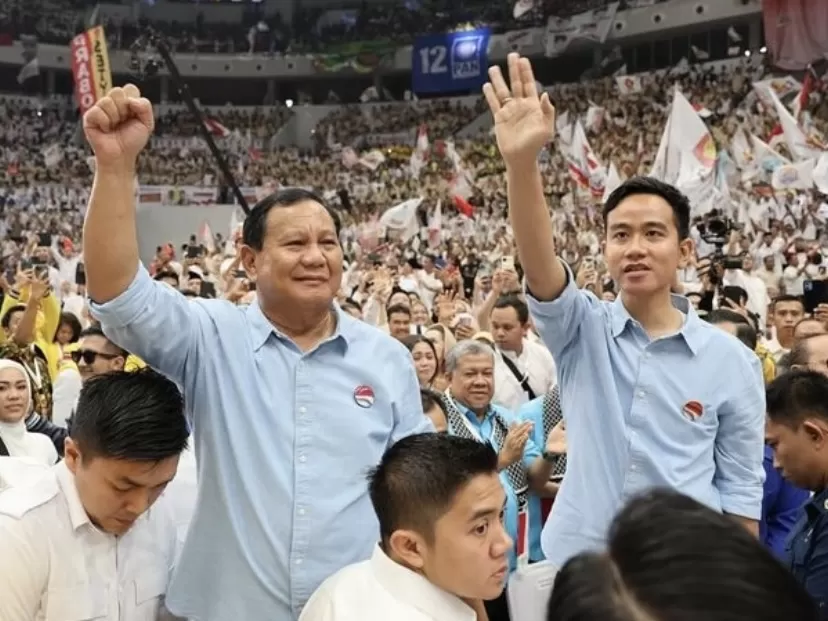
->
<box><xmin>52</xmin><ymin>325</ymin><xmax>128</xmax><ymax>428</ymax></box>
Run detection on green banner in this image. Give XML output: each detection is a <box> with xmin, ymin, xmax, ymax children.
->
<box><xmin>311</xmin><ymin>40</ymin><xmax>397</xmax><ymax>74</ymax></box>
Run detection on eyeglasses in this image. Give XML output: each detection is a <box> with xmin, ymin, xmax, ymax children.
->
<box><xmin>71</xmin><ymin>350</ymin><xmax>120</xmax><ymax>365</ymax></box>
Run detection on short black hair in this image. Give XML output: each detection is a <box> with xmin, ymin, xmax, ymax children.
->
<box><xmin>56</xmin><ymin>312</ymin><xmax>83</xmax><ymax>344</ymax></box>
<box><xmin>766</xmin><ymin>369</ymin><xmax>828</xmax><ymax>429</ymax></box>
<box><xmin>706</xmin><ymin>309</ymin><xmax>757</xmax><ymax>349</ymax></box>
<box><xmin>242</xmin><ymin>187</ymin><xmax>342</xmax><ymax>251</ymax></box>
<box><xmin>368</xmin><ymin>433</ymin><xmax>498</xmax><ymax>544</ymax></box>
<box><xmin>706</xmin><ymin>308</ymin><xmax>749</xmax><ymax>326</ymax></box>
<box><xmin>492</xmin><ymin>294</ymin><xmax>529</xmax><ymax>325</ymax></box>
<box><xmin>547</xmin><ymin>489</ymin><xmax>817</xmax><ymax>621</ymax></box>
<box><xmin>70</xmin><ymin>369</ymin><xmax>189</xmax><ymax>461</ymax></box>
<box><xmin>603</xmin><ymin>177</ymin><xmax>691</xmax><ymax>241</ymax></box>
<box><xmin>772</xmin><ymin>294</ymin><xmax>804</xmax><ymax>311</ymax></box>
<box><xmin>80</xmin><ymin>325</ymin><xmax>129</xmax><ymax>358</ymax></box>
<box><xmin>1</xmin><ymin>304</ymin><xmax>26</xmax><ymax>329</ymax></box>
<box><xmin>153</xmin><ymin>270</ymin><xmax>179</xmax><ymax>285</ymax></box>
<box><xmin>386</xmin><ymin>304</ymin><xmax>411</xmax><ymax>319</ymax></box>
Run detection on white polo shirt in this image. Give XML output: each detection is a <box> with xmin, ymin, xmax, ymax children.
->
<box><xmin>0</xmin><ymin>461</ymin><xmax>177</xmax><ymax>621</ymax></box>
<box><xmin>299</xmin><ymin>544</ymin><xmax>476</xmax><ymax>621</ymax></box>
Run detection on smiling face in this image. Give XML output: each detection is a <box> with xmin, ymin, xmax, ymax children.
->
<box><xmin>449</xmin><ymin>353</ymin><xmax>494</xmax><ymax>411</ymax></box>
<box><xmin>241</xmin><ymin>201</ymin><xmax>343</xmax><ymax>313</ymax></box>
<box><xmin>603</xmin><ymin>193</ymin><xmax>693</xmax><ymax>297</ymax></box>
<box><xmin>0</xmin><ymin>367</ymin><xmax>30</xmax><ymax>423</ymax></box>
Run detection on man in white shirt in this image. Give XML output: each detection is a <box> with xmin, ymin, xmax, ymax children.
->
<box><xmin>490</xmin><ymin>295</ymin><xmax>557</xmax><ymax>411</ymax></box>
<box><xmin>0</xmin><ymin>368</ymin><xmax>190</xmax><ymax>621</ymax></box>
<box><xmin>724</xmin><ymin>256</ymin><xmax>771</xmax><ymax>328</ymax></box>
<box><xmin>300</xmin><ymin>433</ymin><xmax>512</xmax><ymax>621</ymax></box>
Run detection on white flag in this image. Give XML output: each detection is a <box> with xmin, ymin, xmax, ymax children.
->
<box><xmin>602</xmin><ymin>162</ymin><xmax>621</xmax><ymax>203</ymax></box>
<box><xmin>16</xmin><ymin>58</ymin><xmax>39</xmax><ymax>84</ymax></box>
<box><xmin>812</xmin><ymin>153</ymin><xmax>828</xmax><ymax>194</ymax></box>
<box><xmin>513</xmin><ymin>0</ymin><xmax>534</xmax><ymax>18</ymax></box>
<box><xmin>379</xmin><ymin>198</ymin><xmax>422</xmax><ymax>242</ymax></box>
<box><xmin>772</xmin><ymin>160</ymin><xmax>815</xmax><ymax>190</ymax></box>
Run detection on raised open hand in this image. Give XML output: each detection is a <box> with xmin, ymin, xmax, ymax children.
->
<box><xmin>483</xmin><ymin>53</ymin><xmax>555</xmax><ymax>168</ymax></box>
<box><xmin>83</xmin><ymin>84</ymin><xmax>154</xmax><ymax>173</ymax></box>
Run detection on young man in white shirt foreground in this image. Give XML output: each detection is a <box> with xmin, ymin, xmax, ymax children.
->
<box><xmin>0</xmin><ymin>368</ymin><xmax>190</xmax><ymax>621</ymax></box>
<box><xmin>300</xmin><ymin>433</ymin><xmax>513</xmax><ymax>621</ymax></box>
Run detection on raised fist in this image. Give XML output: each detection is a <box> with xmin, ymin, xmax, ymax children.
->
<box><xmin>83</xmin><ymin>84</ymin><xmax>154</xmax><ymax>173</ymax></box>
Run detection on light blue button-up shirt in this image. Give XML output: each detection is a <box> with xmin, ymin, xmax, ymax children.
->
<box><xmin>517</xmin><ymin>396</ymin><xmax>548</xmax><ymax>562</ymax></box>
<box><xmin>89</xmin><ymin>265</ymin><xmax>432</xmax><ymax>621</ymax></box>
<box><xmin>527</xmin><ymin>262</ymin><xmax>765</xmax><ymax>568</ymax></box>
<box><xmin>448</xmin><ymin>401</ymin><xmax>541</xmax><ymax>571</ymax></box>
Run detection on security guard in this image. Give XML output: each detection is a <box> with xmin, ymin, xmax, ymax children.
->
<box><xmin>0</xmin><ymin>369</ymin><xmax>190</xmax><ymax>621</ymax></box>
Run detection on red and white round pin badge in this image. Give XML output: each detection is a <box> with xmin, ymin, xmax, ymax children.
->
<box><xmin>353</xmin><ymin>385</ymin><xmax>375</xmax><ymax>408</ymax></box>
<box><xmin>682</xmin><ymin>400</ymin><xmax>704</xmax><ymax>421</ymax></box>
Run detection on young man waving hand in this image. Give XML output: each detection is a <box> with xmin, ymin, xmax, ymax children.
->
<box><xmin>483</xmin><ymin>53</ymin><xmax>765</xmax><ymax>568</ymax></box>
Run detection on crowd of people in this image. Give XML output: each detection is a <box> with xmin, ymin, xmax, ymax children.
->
<box><xmin>0</xmin><ymin>0</ymin><xmax>667</xmax><ymax>55</ymax></box>
<box><xmin>0</xmin><ymin>7</ymin><xmax>826</xmax><ymax>616</ymax></box>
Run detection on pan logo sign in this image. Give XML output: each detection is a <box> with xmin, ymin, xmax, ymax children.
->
<box><xmin>451</xmin><ymin>35</ymin><xmax>484</xmax><ymax>80</ymax></box>
<box><xmin>412</xmin><ymin>28</ymin><xmax>490</xmax><ymax>95</ymax></box>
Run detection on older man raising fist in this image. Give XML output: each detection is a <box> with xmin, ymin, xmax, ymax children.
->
<box><xmin>82</xmin><ymin>85</ymin><xmax>431</xmax><ymax>621</ymax></box>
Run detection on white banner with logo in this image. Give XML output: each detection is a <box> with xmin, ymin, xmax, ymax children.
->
<box><xmin>545</xmin><ymin>2</ymin><xmax>619</xmax><ymax>57</ymax></box>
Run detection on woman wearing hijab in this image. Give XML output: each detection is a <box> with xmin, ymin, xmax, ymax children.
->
<box><xmin>0</xmin><ymin>360</ymin><xmax>58</xmax><ymax>465</ymax></box>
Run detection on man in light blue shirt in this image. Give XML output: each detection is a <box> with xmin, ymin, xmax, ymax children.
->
<box><xmin>439</xmin><ymin>341</ymin><xmax>557</xmax><ymax>574</ymax></box>
<box><xmin>81</xmin><ymin>84</ymin><xmax>432</xmax><ymax>621</ymax></box>
<box><xmin>482</xmin><ymin>53</ymin><xmax>765</xmax><ymax>569</ymax></box>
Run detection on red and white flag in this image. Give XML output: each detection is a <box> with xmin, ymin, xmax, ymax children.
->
<box><xmin>204</xmin><ymin>118</ymin><xmax>230</xmax><ymax>138</ymax></box>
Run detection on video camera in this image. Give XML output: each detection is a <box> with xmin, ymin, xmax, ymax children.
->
<box><xmin>696</xmin><ymin>211</ymin><xmax>743</xmax><ymax>285</ymax></box>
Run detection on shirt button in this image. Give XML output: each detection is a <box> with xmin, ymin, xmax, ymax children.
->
<box><xmin>298</xmin><ymin>508</ymin><xmax>306</xmax><ymax>515</ymax></box>
<box><xmin>299</xmin><ymin>407</ymin><xmax>307</xmax><ymax>414</ymax></box>
<box><xmin>299</xmin><ymin>455</ymin><xmax>306</xmax><ymax>463</ymax></box>
<box><xmin>295</xmin><ymin>558</ymin><xmax>303</xmax><ymax>565</ymax></box>
<box><xmin>638</xmin><ymin>391</ymin><xmax>645</xmax><ymax>398</ymax></box>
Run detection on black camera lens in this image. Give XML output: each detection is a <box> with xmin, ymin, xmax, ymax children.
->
<box><xmin>707</xmin><ymin>219</ymin><xmax>726</xmax><ymax>236</ymax></box>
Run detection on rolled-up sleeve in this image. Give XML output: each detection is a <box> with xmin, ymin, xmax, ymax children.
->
<box><xmin>524</xmin><ymin>259</ymin><xmax>595</xmax><ymax>361</ymax></box>
<box><xmin>714</xmin><ymin>353</ymin><xmax>766</xmax><ymax>520</ymax></box>
<box><xmin>88</xmin><ymin>264</ymin><xmax>201</xmax><ymax>386</ymax></box>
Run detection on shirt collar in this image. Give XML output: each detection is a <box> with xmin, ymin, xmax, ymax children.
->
<box><xmin>54</xmin><ymin>461</ymin><xmax>92</xmax><ymax>531</ymax></box>
<box><xmin>55</xmin><ymin>461</ymin><xmax>154</xmax><ymax>534</ymax></box>
<box><xmin>246</xmin><ymin>301</ymin><xmax>353</xmax><ymax>353</ymax></box>
<box><xmin>609</xmin><ymin>293</ymin><xmax>708</xmax><ymax>356</ymax></box>
<box><xmin>806</xmin><ymin>488</ymin><xmax>828</xmax><ymax>520</ymax></box>
<box><xmin>453</xmin><ymin>395</ymin><xmax>495</xmax><ymax>424</ymax></box>
<box><xmin>370</xmin><ymin>545</ymin><xmax>476</xmax><ymax>621</ymax></box>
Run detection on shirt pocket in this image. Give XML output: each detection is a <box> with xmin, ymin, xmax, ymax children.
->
<box><xmin>45</xmin><ymin>585</ymin><xmax>107</xmax><ymax>621</ymax></box>
<box><xmin>133</xmin><ymin>571</ymin><xmax>167</xmax><ymax>617</ymax></box>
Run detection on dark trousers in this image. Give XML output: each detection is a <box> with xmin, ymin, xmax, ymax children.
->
<box><xmin>484</xmin><ymin>591</ymin><xmax>511</xmax><ymax>621</ymax></box>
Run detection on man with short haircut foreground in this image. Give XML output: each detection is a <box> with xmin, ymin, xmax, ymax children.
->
<box><xmin>0</xmin><ymin>369</ymin><xmax>189</xmax><ymax>621</ymax></box>
<box><xmin>300</xmin><ymin>433</ymin><xmax>512</xmax><ymax>620</ymax></box>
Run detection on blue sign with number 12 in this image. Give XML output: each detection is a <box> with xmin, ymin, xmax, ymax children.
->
<box><xmin>411</xmin><ymin>28</ymin><xmax>491</xmax><ymax>95</ymax></box>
